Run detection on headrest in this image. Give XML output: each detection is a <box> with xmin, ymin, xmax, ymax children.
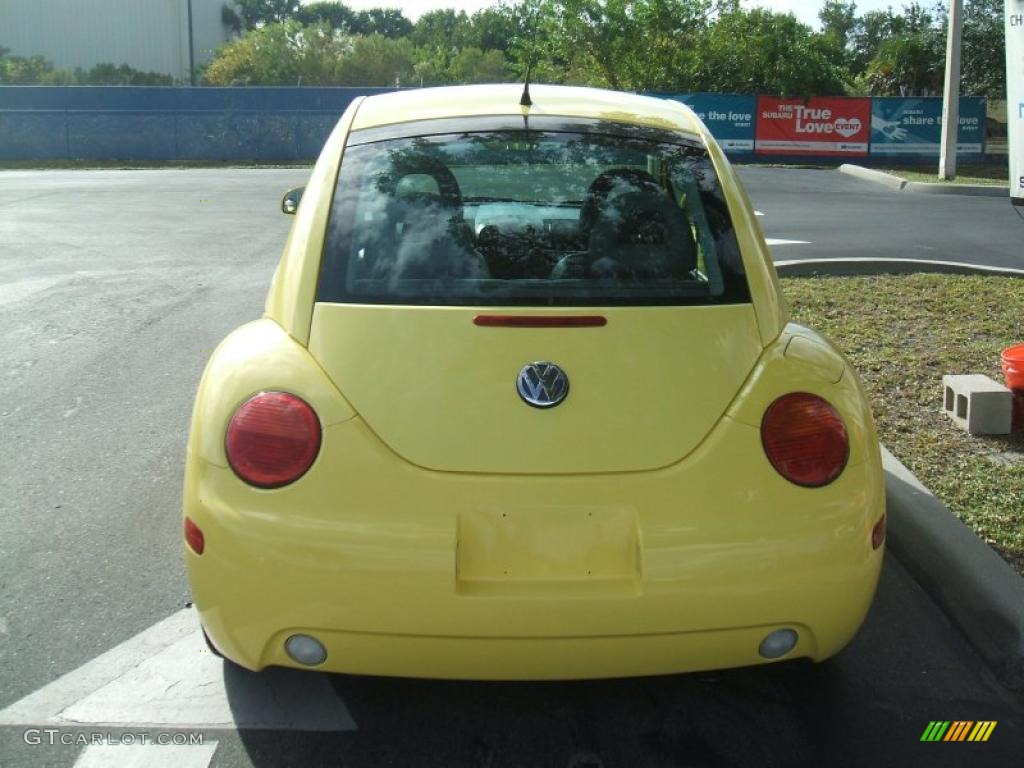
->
<box><xmin>580</xmin><ymin>168</ymin><xmax>663</xmax><ymax>234</ymax></box>
<box><xmin>587</xmin><ymin>190</ymin><xmax>697</xmax><ymax>279</ymax></box>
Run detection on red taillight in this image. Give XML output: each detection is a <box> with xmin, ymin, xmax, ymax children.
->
<box><xmin>225</xmin><ymin>392</ymin><xmax>321</xmax><ymax>489</ymax></box>
<box><xmin>184</xmin><ymin>517</ymin><xmax>205</xmax><ymax>555</ymax></box>
<box><xmin>761</xmin><ymin>392</ymin><xmax>849</xmax><ymax>488</ymax></box>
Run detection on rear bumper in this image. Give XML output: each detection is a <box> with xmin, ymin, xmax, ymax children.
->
<box><xmin>252</xmin><ymin>624</ymin><xmax>819</xmax><ymax>680</ymax></box>
<box><xmin>185</xmin><ymin>414</ymin><xmax>885</xmax><ymax>679</ymax></box>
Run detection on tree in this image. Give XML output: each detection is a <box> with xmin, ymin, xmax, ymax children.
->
<box><xmin>352</xmin><ymin>8</ymin><xmax>414</xmax><ymax>38</ymax></box>
<box><xmin>203</xmin><ymin>21</ymin><xmax>352</xmax><ymax>85</ymax></box>
<box><xmin>962</xmin><ymin>0</ymin><xmax>1005</xmax><ymax>97</ymax></box>
<box><xmin>410</xmin><ymin>9</ymin><xmax>508</xmax><ymax>86</ymax></box>
<box><xmin>197</xmin><ymin>0</ymin><xmax>999</xmax><ymax>95</ymax></box>
<box><xmin>818</xmin><ymin>0</ymin><xmax>858</xmax><ymax>68</ymax></box>
<box><xmin>295</xmin><ymin>1</ymin><xmax>357</xmax><ymax>31</ymax></box>
<box><xmin>336</xmin><ymin>34</ymin><xmax>417</xmax><ymax>85</ymax></box>
<box><xmin>712</xmin><ymin>0</ymin><xmax>739</xmax><ymax>12</ymax></box>
<box><xmin>535</xmin><ymin>0</ymin><xmax>639</xmax><ymax>90</ymax></box>
<box><xmin>696</xmin><ymin>8</ymin><xmax>848</xmax><ymax>95</ymax></box>
<box><xmin>0</xmin><ymin>53</ymin><xmax>53</xmax><ymax>84</ymax></box>
<box><xmin>448</xmin><ymin>47</ymin><xmax>510</xmax><ymax>82</ymax></box>
<box><xmin>414</xmin><ymin>45</ymin><xmax>511</xmax><ymax>85</ymax></box>
<box><xmin>231</xmin><ymin>0</ymin><xmax>300</xmax><ymax>28</ymax></box>
<box><xmin>853</xmin><ymin>2</ymin><xmax>944</xmax><ymax>95</ymax></box>
<box><xmin>80</xmin><ymin>63</ymin><xmax>174</xmax><ymax>85</ymax></box>
<box><xmin>411</xmin><ymin>9</ymin><xmax>475</xmax><ymax>50</ymax></box>
<box><xmin>0</xmin><ymin>48</ymin><xmax>172</xmax><ymax>85</ymax></box>
<box><xmin>860</xmin><ymin>30</ymin><xmax>944</xmax><ymax>95</ymax></box>
<box><xmin>470</xmin><ymin>5</ymin><xmax>522</xmax><ymax>53</ymax></box>
<box><xmin>850</xmin><ymin>8</ymin><xmax>906</xmax><ymax>72</ymax></box>
<box><xmin>626</xmin><ymin>0</ymin><xmax>710</xmax><ymax>91</ymax></box>
<box><xmin>519</xmin><ymin>0</ymin><xmax>710</xmax><ymax>92</ymax></box>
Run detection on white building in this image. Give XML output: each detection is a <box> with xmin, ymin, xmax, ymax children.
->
<box><xmin>1</xmin><ymin>0</ymin><xmax>234</xmax><ymax>83</ymax></box>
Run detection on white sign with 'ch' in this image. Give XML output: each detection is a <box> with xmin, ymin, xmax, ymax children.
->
<box><xmin>1009</xmin><ymin>0</ymin><xmax>1024</xmax><ymax>205</ymax></box>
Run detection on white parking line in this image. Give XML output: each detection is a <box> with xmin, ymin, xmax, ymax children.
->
<box><xmin>74</xmin><ymin>742</ymin><xmax>218</xmax><ymax>768</ymax></box>
<box><xmin>766</xmin><ymin>239</ymin><xmax>811</xmax><ymax>246</ymax></box>
<box><xmin>754</xmin><ymin>209</ymin><xmax>811</xmax><ymax>246</ymax></box>
<box><xmin>0</xmin><ymin>609</ymin><xmax>357</xmax><ymax>732</ymax></box>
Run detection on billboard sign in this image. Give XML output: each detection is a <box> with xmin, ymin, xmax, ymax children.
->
<box><xmin>870</xmin><ymin>97</ymin><xmax>985</xmax><ymax>156</ymax></box>
<box><xmin>1007</xmin><ymin>0</ymin><xmax>1024</xmax><ymax>204</ymax></box>
<box><xmin>656</xmin><ymin>93</ymin><xmax>756</xmax><ymax>153</ymax></box>
<box><xmin>755</xmin><ymin>96</ymin><xmax>870</xmax><ymax>156</ymax></box>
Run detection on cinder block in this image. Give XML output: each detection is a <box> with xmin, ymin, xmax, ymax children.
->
<box><xmin>942</xmin><ymin>374</ymin><xmax>1013</xmax><ymax>435</ymax></box>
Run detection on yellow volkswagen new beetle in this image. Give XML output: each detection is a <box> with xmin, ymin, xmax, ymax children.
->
<box><xmin>183</xmin><ymin>84</ymin><xmax>885</xmax><ymax>679</ymax></box>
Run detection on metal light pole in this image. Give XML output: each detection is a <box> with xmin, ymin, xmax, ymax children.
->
<box><xmin>187</xmin><ymin>0</ymin><xmax>196</xmax><ymax>86</ymax></box>
<box><xmin>939</xmin><ymin>0</ymin><xmax>963</xmax><ymax>180</ymax></box>
<box><xmin>1008</xmin><ymin>0</ymin><xmax>1024</xmax><ymax>206</ymax></box>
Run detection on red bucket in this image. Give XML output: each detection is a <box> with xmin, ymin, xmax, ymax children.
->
<box><xmin>1004</xmin><ymin>344</ymin><xmax>1024</xmax><ymax>432</ymax></box>
<box><xmin>1003</xmin><ymin>344</ymin><xmax>1024</xmax><ymax>391</ymax></box>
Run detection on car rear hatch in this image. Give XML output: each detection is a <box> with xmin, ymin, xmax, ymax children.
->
<box><xmin>305</xmin><ymin>117</ymin><xmax>765</xmax><ymax>473</ymax></box>
<box><xmin>307</xmin><ymin>304</ymin><xmax>763</xmax><ymax>474</ymax></box>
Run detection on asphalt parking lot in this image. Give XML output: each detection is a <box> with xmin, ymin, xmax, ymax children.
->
<box><xmin>0</xmin><ymin>167</ymin><xmax>1021</xmax><ymax>767</ymax></box>
<box><xmin>739</xmin><ymin>165</ymin><xmax>1023</xmax><ymax>271</ymax></box>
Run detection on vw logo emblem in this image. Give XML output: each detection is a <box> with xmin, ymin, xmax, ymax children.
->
<box><xmin>517</xmin><ymin>362</ymin><xmax>569</xmax><ymax>409</ymax></box>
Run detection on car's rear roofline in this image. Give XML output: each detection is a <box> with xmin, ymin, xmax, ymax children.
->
<box><xmin>349</xmin><ymin>84</ymin><xmax>702</xmax><ymax>136</ymax></box>
<box><xmin>346</xmin><ymin>115</ymin><xmax>703</xmax><ymax>149</ymax></box>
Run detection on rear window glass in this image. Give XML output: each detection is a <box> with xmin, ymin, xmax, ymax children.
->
<box><xmin>318</xmin><ymin>127</ymin><xmax>749</xmax><ymax>306</ymax></box>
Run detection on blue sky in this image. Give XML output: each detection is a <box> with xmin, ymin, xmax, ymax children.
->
<box><xmin>329</xmin><ymin>1</ymin><xmax>905</xmax><ymax>28</ymax></box>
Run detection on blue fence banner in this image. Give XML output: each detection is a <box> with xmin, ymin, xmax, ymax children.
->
<box><xmin>1</xmin><ymin>88</ymin><xmax>998</xmax><ymax>163</ymax></box>
<box><xmin>870</xmin><ymin>97</ymin><xmax>985</xmax><ymax>156</ymax></box>
<box><xmin>0</xmin><ymin>86</ymin><xmax>395</xmax><ymax>161</ymax></box>
<box><xmin>651</xmin><ymin>93</ymin><xmax>756</xmax><ymax>153</ymax></box>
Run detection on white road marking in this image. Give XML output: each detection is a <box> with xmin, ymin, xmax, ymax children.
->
<box><xmin>0</xmin><ymin>609</ymin><xmax>357</xmax><ymax>732</ymax></box>
<box><xmin>754</xmin><ymin>209</ymin><xmax>812</xmax><ymax>246</ymax></box>
<box><xmin>74</xmin><ymin>742</ymin><xmax>218</xmax><ymax>768</ymax></box>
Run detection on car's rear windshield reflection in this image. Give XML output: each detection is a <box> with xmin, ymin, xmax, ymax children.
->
<box><xmin>319</xmin><ymin>129</ymin><xmax>750</xmax><ymax>306</ymax></box>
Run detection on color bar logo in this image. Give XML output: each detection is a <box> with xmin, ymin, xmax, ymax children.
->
<box><xmin>921</xmin><ymin>721</ymin><xmax>997</xmax><ymax>742</ymax></box>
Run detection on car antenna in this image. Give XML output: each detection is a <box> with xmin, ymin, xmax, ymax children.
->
<box><xmin>520</xmin><ymin>63</ymin><xmax>533</xmax><ymax>108</ymax></box>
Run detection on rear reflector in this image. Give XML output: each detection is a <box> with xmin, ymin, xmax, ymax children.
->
<box><xmin>225</xmin><ymin>392</ymin><xmax>321</xmax><ymax>489</ymax></box>
<box><xmin>473</xmin><ymin>315</ymin><xmax>607</xmax><ymax>328</ymax></box>
<box><xmin>285</xmin><ymin>634</ymin><xmax>328</xmax><ymax>666</ymax></box>
<box><xmin>184</xmin><ymin>517</ymin><xmax>205</xmax><ymax>555</ymax></box>
<box><xmin>758</xmin><ymin>628</ymin><xmax>799</xmax><ymax>659</ymax></box>
<box><xmin>761</xmin><ymin>392</ymin><xmax>849</xmax><ymax>488</ymax></box>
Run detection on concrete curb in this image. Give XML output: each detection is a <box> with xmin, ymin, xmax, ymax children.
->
<box><xmin>839</xmin><ymin>164</ymin><xmax>1009</xmax><ymax>197</ymax></box>
<box><xmin>904</xmin><ymin>180</ymin><xmax>1009</xmax><ymax>197</ymax></box>
<box><xmin>776</xmin><ymin>258</ymin><xmax>1024</xmax><ymax>278</ymax></box>
<box><xmin>838</xmin><ymin>164</ymin><xmax>907</xmax><ymax>190</ymax></box>
<box><xmin>882</xmin><ymin>446</ymin><xmax>1024</xmax><ymax>690</ymax></box>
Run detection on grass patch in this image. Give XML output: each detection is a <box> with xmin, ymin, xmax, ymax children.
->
<box><xmin>875</xmin><ymin>163</ymin><xmax>1009</xmax><ymax>186</ymax></box>
<box><xmin>780</xmin><ymin>274</ymin><xmax>1024</xmax><ymax>574</ymax></box>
